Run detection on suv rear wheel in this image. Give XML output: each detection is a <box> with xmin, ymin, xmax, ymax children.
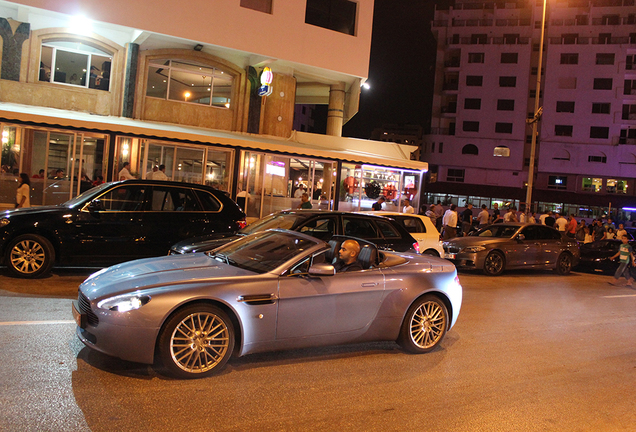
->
<box><xmin>5</xmin><ymin>234</ymin><xmax>55</xmax><ymax>278</ymax></box>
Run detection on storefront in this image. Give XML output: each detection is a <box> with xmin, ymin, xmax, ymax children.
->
<box><xmin>1</xmin><ymin>103</ymin><xmax>426</xmax><ymax>217</ymax></box>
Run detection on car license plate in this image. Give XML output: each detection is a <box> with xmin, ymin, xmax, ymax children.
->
<box><xmin>71</xmin><ymin>301</ymin><xmax>86</xmax><ymax>328</ymax></box>
<box><xmin>444</xmin><ymin>253</ymin><xmax>456</xmax><ymax>259</ymax></box>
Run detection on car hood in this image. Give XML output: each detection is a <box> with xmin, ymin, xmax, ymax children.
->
<box><xmin>2</xmin><ymin>204</ymin><xmax>68</xmax><ymax>218</ymax></box>
<box><xmin>80</xmin><ymin>253</ymin><xmax>256</xmax><ymax>299</ymax></box>
<box><xmin>170</xmin><ymin>233</ymin><xmax>242</xmax><ymax>254</ymax></box>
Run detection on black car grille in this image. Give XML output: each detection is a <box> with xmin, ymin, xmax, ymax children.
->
<box><xmin>78</xmin><ymin>291</ymin><xmax>99</xmax><ymax>327</ymax></box>
<box><xmin>444</xmin><ymin>245</ymin><xmax>462</xmax><ymax>254</ymax></box>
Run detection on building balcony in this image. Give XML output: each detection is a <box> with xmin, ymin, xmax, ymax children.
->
<box><xmin>442</xmin><ymin>82</ymin><xmax>459</xmax><ymax>91</ymax></box>
<box><xmin>428</xmin><ymin>127</ymin><xmax>456</xmax><ymax>136</ymax></box>
<box><xmin>444</xmin><ymin>58</ymin><xmax>461</xmax><ymax>67</ymax></box>
<box><xmin>440</xmin><ymin>103</ymin><xmax>457</xmax><ymax>114</ymax></box>
<box><xmin>447</xmin><ymin>36</ymin><xmax>529</xmax><ymax>45</ymax></box>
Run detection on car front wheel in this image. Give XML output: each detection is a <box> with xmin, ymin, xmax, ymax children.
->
<box><xmin>5</xmin><ymin>234</ymin><xmax>55</xmax><ymax>278</ymax></box>
<box><xmin>398</xmin><ymin>295</ymin><xmax>448</xmax><ymax>353</ymax></box>
<box><xmin>158</xmin><ymin>304</ymin><xmax>235</xmax><ymax>378</ymax></box>
<box><xmin>555</xmin><ymin>252</ymin><xmax>572</xmax><ymax>275</ymax></box>
<box><xmin>483</xmin><ymin>250</ymin><xmax>505</xmax><ymax>276</ymax></box>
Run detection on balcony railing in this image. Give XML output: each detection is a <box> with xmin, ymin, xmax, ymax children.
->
<box><xmin>447</xmin><ymin>36</ymin><xmax>529</xmax><ymax>44</ymax></box>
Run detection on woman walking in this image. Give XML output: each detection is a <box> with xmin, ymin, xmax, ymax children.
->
<box><xmin>16</xmin><ymin>173</ymin><xmax>31</xmax><ymax>208</ymax></box>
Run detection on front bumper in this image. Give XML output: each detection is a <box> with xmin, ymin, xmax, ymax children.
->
<box><xmin>443</xmin><ymin>251</ymin><xmax>485</xmax><ymax>270</ymax></box>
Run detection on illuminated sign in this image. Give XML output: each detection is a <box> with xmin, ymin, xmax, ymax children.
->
<box><xmin>266</xmin><ymin>161</ymin><xmax>285</xmax><ymax>176</ymax></box>
<box><xmin>258</xmin><ymin>67</ymin><xmax>273</xmax><ymax>97</ymax></box>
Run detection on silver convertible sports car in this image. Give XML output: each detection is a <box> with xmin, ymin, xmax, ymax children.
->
<box><xmin>72</xmin><ymin>230</ymin><xmax>462</xmax><ymax>378</ymax></box>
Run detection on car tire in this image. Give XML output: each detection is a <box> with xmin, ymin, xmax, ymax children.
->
<box><xmin>158</xmin><ymin>304</ymin><xmax>235</xmax><ymax>378</ymax></box>
<box><xmin>555</xmin><ymin>252</ymin><xmax>572</xmax><ymax>275</ymax></box>
<box><xmin>483</xmin><ymin>250</ymin><xmax>505</xmax><ymax>276</ymax></box>
<box><xmin>422</xmin><ymin>249</ymin><xmax>440</xmax><ymax>257</ymax></box>
<box><xmin>398</xmin><ymin>294</ymin><xmax>448</xmax><ymax>354</ymax></box>
<box><xmin>5</xmin><ymin>234</ymin><xmax>55</xmax><ymax>278</ymax></box>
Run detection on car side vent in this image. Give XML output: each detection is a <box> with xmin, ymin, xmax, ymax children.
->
<box><xmin>78</xmin><ymin>292</ymin><xmax>99</xmax><ymax>327</ymax></box>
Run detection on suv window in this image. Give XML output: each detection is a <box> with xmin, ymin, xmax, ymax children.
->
<box><xmin>299</xmin><ymin>217</ymin><xmax>337</xmax><ymax>240</ymax></box>
<box><xmin>343</xmin><ymin>217</ymin><xmax>378</xmax><ymax>239</ymax></box>
<box><xmin>195</xmin><ymin>189</ymin><xmax>222</xmax><ymax>212</ymax></box>
<box><xmin>98</xmin><ymin>185</ymin><xmax>147</xmax><ymax>211</ymax></box>
<box><xmin>374</xmin><ymin>220</ymin><xmax>400</xmax><ymax>238</ymax></box>
<box><xmin>150</xmin><ymin>186</ymin><xmax>201</xmax><ymax>211</ymax></box>
<box><xmin>395</xmin><ymin>216</ymin><xmax>425</xmax><ymax>234</ymax></box>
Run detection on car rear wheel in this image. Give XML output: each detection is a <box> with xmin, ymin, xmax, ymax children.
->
<box><xmin>5</xmin><ymin>234</ymin><xmax>55</xmax><ymax>278</ymax></box>
<box><xmin>483</xmin><ymin>251</ymin><xmax>505</xmax><ymax>276</ymax></box>
<box><xmin>422</xmin><ymin>249</ymin><xmax>440</xmax><ymax>257</ymax></box>
<box><xmin>398</xmin><ymin>295</ymin><xmax>448</xmax><ymax>353</ymax></box>
<box><xmin>555</xmin><ymin>252</ymin><xmax>572</xmax><ymax>275</ymax></box>
<box><xmin>158</xmin><ymin>304</ymin><xmax>235</xmax><ymax>378</ymax></box>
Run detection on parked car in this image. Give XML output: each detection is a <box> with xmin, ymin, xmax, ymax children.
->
<box><xmin>359</xmin><ymin>211</ymin><xmax>443</xmax><ymax>256</ymax></box>
<box><xmin>72</xmin><ymin>229</ymin><xmax>463</xmax><ymax>378</ymax></box>
<box><xmin>442</xmin><ymin>223</ymin><xmax>580</xmax><ymax>276</ymax></box>
<box><xmin>575</xmin><ymin>239</ymin><xmax>636</xmax><ymax>274</ymax></box>
<box><xmin>0</xmin><ymin>180</ymin><xmax>245</xmax><ymax>278</ymax></box>
<box><xmin>170</xmin><ymin>210</ymin><xmax>420</xmax><ymax>255</ymax></box>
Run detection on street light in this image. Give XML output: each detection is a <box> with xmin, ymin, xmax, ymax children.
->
<box><xmin>525</xmin><ymin>0</ymin><xmax>547</xmax><ymax>213</ymax></box>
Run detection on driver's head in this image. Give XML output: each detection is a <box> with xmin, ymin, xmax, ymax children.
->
<box><xmin>339</xmin><ymin>240</ymin><xmax>361</xmax><ymax>265</ymax></box>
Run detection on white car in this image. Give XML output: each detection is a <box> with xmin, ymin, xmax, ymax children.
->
<box><xmin>359</xmin><ymin>211</ymin><xmax>443</xmax><ymax>256</ymax></box>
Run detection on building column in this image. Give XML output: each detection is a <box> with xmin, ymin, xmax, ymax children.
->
<box><xmin>122</xmin><ymin>43</ymin><xmax>139</xmax><ymax>118</ymax></box>
<box><xmin>326</xmin><ymin>82</ymin><xmax>346</xmax><ymax>137</ymax></box>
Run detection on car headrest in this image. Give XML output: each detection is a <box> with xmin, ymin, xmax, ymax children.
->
<box><xmin>358</xmin><ymin>244</ymin><xmax>377</xmax><ymax>269</ymax></box>
<box><xmin>326</xmin><ymin>239</ymin><xmax>342</xmax><ymax>264</ymax></box>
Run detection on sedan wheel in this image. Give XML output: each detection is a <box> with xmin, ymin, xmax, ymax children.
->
<box><xmin>483</xmin><ymin>251</ymin><xmax>505</xmax><ymax>276</ymax></box>
<box><xmin>6</xmin><ymin>234</ymin><xmax>55</xmax><ymax>278</ymax></box>
<box><xmin>159</xmin><ymin>305</ymin><xmax>235</xmax><ymax>378</ymax></box>
<box><xmin>398</xmin><ymin>295</ymin><xmax>448</xmax><ymax>353</ymax></box>
<box><xmin>555</xmin><ymin>253</ymin><xmax>572</xmax><ymax>275</ymax></box>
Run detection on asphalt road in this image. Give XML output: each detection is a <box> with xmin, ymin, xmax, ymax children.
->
<box><xmin>1</xmin><ymin>267</ymin><xmax>635</xmax><ymax>432</ymax></box>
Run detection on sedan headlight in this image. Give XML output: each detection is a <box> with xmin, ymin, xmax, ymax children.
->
<box><xmin>97</xmin><ymin>293</ymin><xmax>151</xmax><ymax>312</ymax></box>
<box><xmin>0</xmin><ymin>218</ymin><xmax>9</xmax><ymax>227</ymax></box>
<box><xmin>463</xmin><ymin>245</ymin><xmax>486</xmax><ymax>253</ymax></box>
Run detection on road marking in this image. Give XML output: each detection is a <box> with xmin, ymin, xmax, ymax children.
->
<box><xmin>0</xmin><ymin>320</ymin><xmax>75</xmax><ymax>326</ymax></box>
<box><xmin>603</xmin><ymin>294</ymin><xmax>636</xmax><ymax>298</ymax></box>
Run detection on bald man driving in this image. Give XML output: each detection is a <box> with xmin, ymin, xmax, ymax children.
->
<box><xmin>334</xmin><ymin>239</ymin><xmax>363</xmax><ymax>272</ymax></box>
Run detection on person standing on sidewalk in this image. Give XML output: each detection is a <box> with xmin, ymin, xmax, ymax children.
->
<box><xmin>442</xmin><ymin>204</ymin><xmax>458</xmax><ymax>240</ymax></box>
<box><xmin>609</xmin><ymin>235</ymin><xmax>635</xmax><ymax>287</ymax></box>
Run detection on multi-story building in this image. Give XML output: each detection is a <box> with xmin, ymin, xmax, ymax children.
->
<box><xmin>0</xmin><ymin>0</ymin><xmax>427</xmax><ymax>218</ymax></box>
<box><xmin>425</xmin><ymin>0</ymin><xmax>636</xmax><ymax>220</ymax></box>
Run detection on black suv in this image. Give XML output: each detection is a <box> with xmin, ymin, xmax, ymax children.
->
<box><xmin>0</xmin><ymin>180</ymin><xmax>245</xmax><ymax>278</ymax></box>
<box><xmin>170</xmin><ymin>210</ymin><xmax>419</xmax><ymax>255</ymax></box>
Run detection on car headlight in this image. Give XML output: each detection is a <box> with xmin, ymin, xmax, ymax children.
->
<box><xmin>97</xmin><ymin>293</ymin><xmax>151</xmax><ymax>312</ymax></box>
<box><xmin>0</xmin><ymin>218</ymin><xmax>9</xmax><ymax>227</ymax></box>
<box><xmin>463</xmin><ymin>245</ymin><xmax>486</xmax><ymax>253</ymax></box>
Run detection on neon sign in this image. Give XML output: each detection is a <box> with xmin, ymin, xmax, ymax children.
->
<box><xmin>258</xmin><ymin>67</ymin><xmax>273</xmax><ymax>97</ymax></box>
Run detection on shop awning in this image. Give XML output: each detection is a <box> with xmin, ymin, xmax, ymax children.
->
<box><xmin>0</xmin><ymin>102</ymin><xmax>427</xmax><ymax>172</ymax></box>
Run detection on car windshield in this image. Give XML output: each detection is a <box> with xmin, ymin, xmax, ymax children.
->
<box><xmin>475</xmin><ymin>225</ymin><xmax>520</xmax><ymax>238</ymax></box>
<box><xmin>239</xmin><ymin>213</ymin><xmax>301</xmax><ymax>235</ymax></box>
<box><xmin>584</xmin><ymin>241</ymin><xmax>620</xmax><ymax>252</ymax></box>
<box><xmin>62</xmin><ymin>182</ymin><xmax>113</xmax><ymax>208</ymax></box>
<box><xmin>209</xmin><ymin>230</ymin><xmax>318</xmax><ymax>274</ymax></box>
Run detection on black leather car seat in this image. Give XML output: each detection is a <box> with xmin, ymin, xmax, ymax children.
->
<box><xmin>358</xmin><ymin>244</ymin><xmax>378</xmax><ymax>269</ymax></box>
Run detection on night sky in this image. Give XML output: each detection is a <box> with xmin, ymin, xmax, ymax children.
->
<box><xmin>342</xmin><ymin>0</ymin><xmax>450</xmax><ymax>139</ymax></box>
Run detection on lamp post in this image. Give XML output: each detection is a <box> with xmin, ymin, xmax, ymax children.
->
<box><xmin>525</xmin><ymin>0</ymin><xmax>547</xmax><ymax>212</ymax></box>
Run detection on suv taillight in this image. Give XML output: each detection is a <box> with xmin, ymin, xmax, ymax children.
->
<box><xmin>413</xmin><ymin>242</ymin><xmax>420</xmax><ymax>254</ymax></box>
<box><xmin>237</xmin><ymin>220</ymin><xmax>248</xmax><ymax>229</ymax></box>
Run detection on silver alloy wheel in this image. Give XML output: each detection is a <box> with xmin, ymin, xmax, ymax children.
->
<box><xmin>10</xmin><ymin>239</ymin><xmax>47</xmax><ymax>275</ymax></box>
<box><xmin>484</xmin><ymin>251</ymin><xmax>504</xmax><ymax>275</ymax></box>
<box><xmin>557</xmin><ymin>253</ymin><xmax>572</xmax><ymax>275</ymax></box>
<box><xmin>169</xmin><ymin>312</ymin><xmax>230</xmax><ymax>374</ymax></box>
<box><xmin>409</xmin><ymin>300</ymin><xmax>446</xmax><ymax>349</ymax></box>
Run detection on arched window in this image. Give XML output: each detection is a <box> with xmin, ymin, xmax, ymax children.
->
<box><xmin>552</xmin><ymin>149</ymin><xmax>570</xmax><ymax>161</ymax></box>
<box><xmin>462</xmin><ymin>144</ymin><xmax>479</xmax><ymax>155</ymax></box>
<box><xmin>588</xmin><ymin>152</ymin><xmax>607</xmax><ymax>163</ymax></box>
<box><xmin>493</xmin><ymin>146</ymin><xmax>510</xmax><ymax>157</ymax></box>
<box><xmin>619</xmin><ymin>153</ymin><xmax>636</xmax><ymax>165</ymax></box>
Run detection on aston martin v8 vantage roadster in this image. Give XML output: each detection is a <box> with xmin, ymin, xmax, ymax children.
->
<box><xmin>73</xmin><ymin>229</ymin><xmax>462</xmax><ymax>378</ymax></box>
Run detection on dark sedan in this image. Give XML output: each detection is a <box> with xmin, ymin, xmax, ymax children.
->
<box><xmin>0</xmin><ymin>180</ymin><xmax>245</xmax><ymax>278</ymax></box>
<box><xmin>170</xmin><ymin>210</ymin><xmax>420</xmax><ymax>255</ymax></box>
<box><xmin>575</xmin><ymin>239</ymin><xmax>636</xmax><ymax>274</ymax></box>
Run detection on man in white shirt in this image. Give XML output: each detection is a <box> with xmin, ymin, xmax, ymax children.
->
<box><xmin>151</xmin><ymin>164</ymin><xmax>169</xmax><ymax>180</ymax></box>
<box><xmin>555</xmin><ymin>213</ymin><xmax>568</xmax><ymax>231</ymax></box>
<box><xmin>539</xmin><ymin>212</ymin><xmax>549</xmax><ymax>225</ymax></box>
<box><xmin>477</xmin><ymin>204</ymin><xmax>490</xmax><ymax>228</ymax></box>
<box><xmin>442</xmin><ymin>204</ymin><xmax>458</xmax><ymax>239</ymax></box>
<box><xmin>118</xmin><ymin>162</ymin><xmax>135</xmax><ymax>180</ymax></box>
<box><xmin>402</xmin><ymin>199</ymin><xmax>414</xmax><ymax>214</ymax></box>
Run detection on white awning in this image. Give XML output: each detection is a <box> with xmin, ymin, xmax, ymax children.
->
<box><xmin>0</xmin><ymin>102</ymin><xmax>427</xmax><ymax>172</ymax></box>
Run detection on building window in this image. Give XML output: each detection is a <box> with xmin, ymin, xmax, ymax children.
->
<box><xmin>588</xmin><ymin>154</ymin><xmax>607</xmax><ymax>163</ymax></box>
<box><xmin>493</xmin><ymin>146</ymin><xmax>510</xmax><ymax>157</ymax></box>
<box><xmin>240</xmin><ymin>0</ymin><xmax>272</xmax><ymax>13</ymax></box>
<box><xmin>495</xmin><ymin>123</ymin><xmax>513</xmax><ymax>134</ymax></box>
<box><xmin>466</xmin><ymin>75</ymin><xmax>483</xmax><ymax>86</ymax></box>
<box><xmin>462</xmin><ymin>121</ymin><xmax>480</xmax><ymax>132</ymax></box>
<box><xmin>497</xmin><ymin>99</ymin><xmax>515</xmax><ymax>111</ymax></box>
<box><xmin>593</xmin><ymin>78</ymin><xmax>613</xmax><ymax>90</ymax></box>
<box><xmin>556</xmin><ymin>101</ymin><xmax>575</xmax><ymax>113</ymax></box>
<box><xmin>562</xmin><ymin>33</ymin><xmax>578</xmax><ymax>44</ymax></box>
<box><xmin>305</xmin><ymin>0</ymin><xmax>357</xmax><ymax>36</ymax></box>
<box><xmin>626</xmin><ymin>79</ymin><xmax>636</xmax><ymax>96</ymax></box>
<box><xmin>447</xmin><ymin>168</ymin><xmax>465</xmax><ymax>182</ymax></box>
<box><xmin>470</xmin><ymin>34</ymin><xmax>488</xmax><ymax>44</ymax></box>
<box><xmin>560</xmin><ymin>54</ymin><xmax>579</xmax><ymax>64</ymax></box>
<box><xmin>623</xmin><ymin>104</ymin><xmax>636</xmax><ymax>120</ymax></box>
<box><xmin>439</xmin><ymin>142</ymin><xmax>444</xmax><ymax>153</ymax></box>
<box><xmin>582</xmin><ymin>177</ymin><xmax>602</xmax><ymax>192</ymax></box>
<box><xmin>39</xmin><ymin>41</ymin><xmax>112</xmax><ymax>91</ymax></box>
<box><xmin>548</xmin><ymin>176</ymin><xmax>567</xmax><ymax>190</ymax></box>
<box><xmin>592</xmin><ymin>103</ymin><xmax>611</xmax><ymax>114</ymax></box>
<box><xmin>499</xmin><ymin>76</ymin><xmax>517</xmax><ymax>87</ymax></box>
<box><xmin>606</xmin><ymin>179</ymin><xmax>627</xmax><ymax>194</ymax></box>
<box><xmin>464</xmin><ymin>98</ymin><xmax>481</xmax><ymax>110</ymax></box>
<box><xmin>553</xmin><ymin>150</ymin><xmax>570</xmax><ymax>161</ymax></box>
<box><xmin>146</xmin><ymin>59</ymin><xmax>233</xmax><ymax>108</ymax></box>
<box><xmin>590</xmin><ymin>127</ymin><xmax>609</xmax><ymax>139</ymax></box>
<box><xmin>500</xmin><ymin>53</ymin><xmax>518</xmax><ymax>63</ymax></box>
<box><xmin>468</xmin><ymin>53</ymin><xmax>485</xmax><ymax>63</ymax></box>
<box><xmin>595</xmin><ymin>53</ymin><xmax>615</xmax><ymax>65</ymax></box>
<box><xmin>462</xmin><ymin>144</ymin><xmax>479</xmax><ymax>155</ymax></box>
<box><xmin>555</xmin><ymin>125</ymin><xmax>573</xmax><ymax>136</ymax></box>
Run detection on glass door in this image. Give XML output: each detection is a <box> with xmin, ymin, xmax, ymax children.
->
<box><xmin>174</xmin><ymin>147</ymin><xmax>204</xmax><ymax>183</ymax></box>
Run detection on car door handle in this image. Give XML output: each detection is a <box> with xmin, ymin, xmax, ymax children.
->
<box><xmin>237</xmin><ymin>294</ymin><xmax>278</xmax><ymax>305</ymax></box>
<box><xmin>361</xmin><ymin>282</ymin><xmax>379</xmax><ymax>287</ymax></box>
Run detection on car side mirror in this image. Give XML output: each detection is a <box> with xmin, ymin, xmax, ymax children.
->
<box><xmin>516</xmin><ymin>234</ymin><xmax>525</xmax><ymax>242</ymax></box>
<box><xmin>87</xmin><ymin>199</ymin><xmax>103</xmax><ymax>213</ymax></box>
<box><xmin>308</xmin><ymin>263</ymin><xmax>335</xmax><ymax>276</ymax></box>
